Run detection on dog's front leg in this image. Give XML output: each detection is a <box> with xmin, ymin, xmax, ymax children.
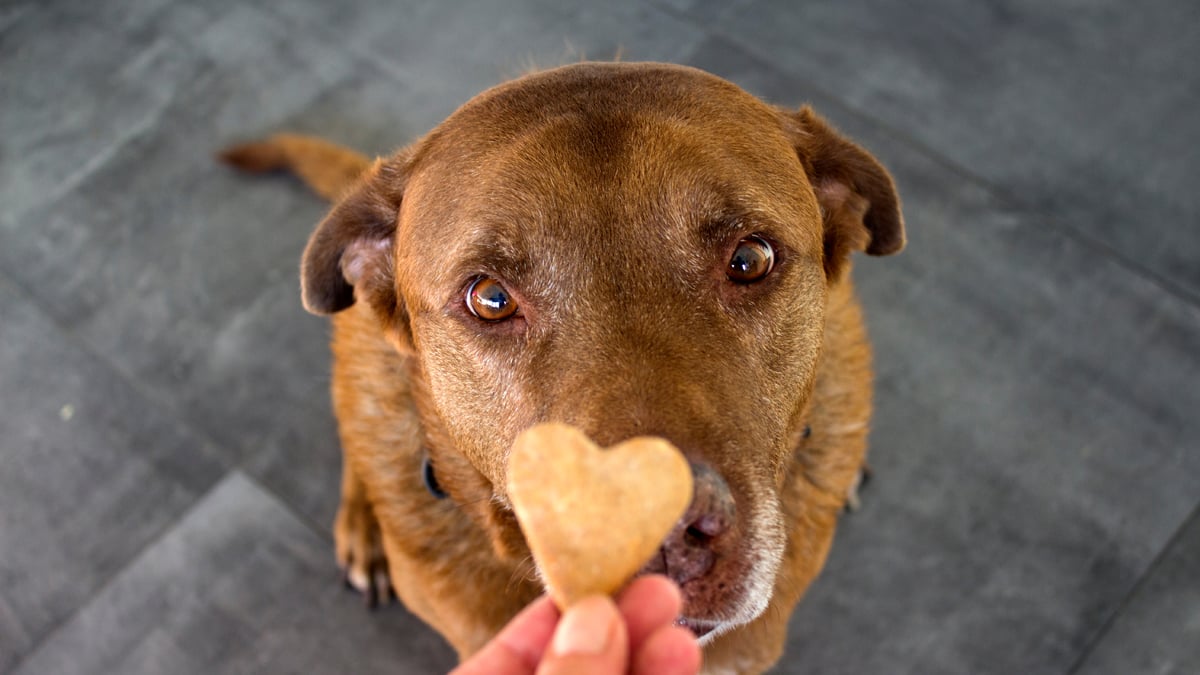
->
<box><xmin>334</xmin><ymin>455</ymin><xmax>392</xmax><ymax>607</ymax></box>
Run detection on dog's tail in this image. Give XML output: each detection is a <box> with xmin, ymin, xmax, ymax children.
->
<box><xmin>218</xmin><ymin>134</ymin><xmax>371</xmax><ymax>202</ymax></box>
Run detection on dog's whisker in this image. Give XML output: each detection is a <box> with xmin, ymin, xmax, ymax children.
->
<box><xmin>505</xmin><ymin>554</ymin><xmax>538</xmax><ymax>593</ymax></box>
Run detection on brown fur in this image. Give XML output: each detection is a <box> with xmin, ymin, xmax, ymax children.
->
<box><xmin>222</xmin><ymin>62</ymin><xmax>903</xmax><ymax>674</ymax></box>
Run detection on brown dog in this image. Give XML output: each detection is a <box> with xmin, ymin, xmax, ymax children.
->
<box><xmin>222</xmin><ymin>62</ymin><xmax>903</xmax><ymax>674</ymax></box>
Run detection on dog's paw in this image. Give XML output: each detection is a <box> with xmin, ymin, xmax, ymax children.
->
<box><xmin>844</xmin><ymin>464</ymin><xmax>873</xmax><ymax>513</ymax></box>
<box><xmin>334</xmin><ymin>498</ymin><xmax>393</xmax><ymax>608</ymax></box>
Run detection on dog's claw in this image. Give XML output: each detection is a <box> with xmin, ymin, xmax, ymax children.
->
<box><xmin>335</xmin><ymin>497</ymin><xmax>393</xmax><ymax>607</ymax></box>
<box><xmin>844</xmin><ymin>464</ymin><xmax>873</xmax><ymax>513</ymax></box>
<box><xmin>356</xmin><ymin>564</ymin><xmax>393</xmax><ymax>610</ymax></box>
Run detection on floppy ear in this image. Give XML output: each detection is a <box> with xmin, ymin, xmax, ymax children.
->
<box><xmin>300</xmin><ymin>155</ymin><xmax>410</xmax><ymax>322</ymax></box>
<box><xmin>787</xmin><ymin>106</ymin><xmax>905</xmax><ymax>279</ymax></box>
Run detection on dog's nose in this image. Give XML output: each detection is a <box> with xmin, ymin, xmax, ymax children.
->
<box><xmin>645</xmin><ymin>461</ymin><xmax>736</xmax><ymax>585</ymax></box>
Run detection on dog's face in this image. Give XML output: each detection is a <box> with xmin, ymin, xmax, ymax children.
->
<box><xmin>301</xmin><ymin>63</ymin><xmax>903</xmax><ymax>640</ymax></box>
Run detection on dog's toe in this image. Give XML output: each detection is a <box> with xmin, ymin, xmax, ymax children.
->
<box><xmin>335</xmin><ymin>499</ymin><xmax>393</xmax><ymax>607</ymax></box>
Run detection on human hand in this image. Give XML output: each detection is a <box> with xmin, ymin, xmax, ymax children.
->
<box><xmin>450</xmin><ymin>574</ymin><xmax>701</xmax><ymax>675</ymax></box>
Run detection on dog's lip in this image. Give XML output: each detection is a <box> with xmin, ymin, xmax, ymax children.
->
<box><xmin>635</xmin><ymin>563</ymin><xmax>730</xmax><ymax>640</ymax></box>
<box><xmin>675</xmin><ymin>616</ymin><xmax>721</xmax><ymax>639</ymax></box>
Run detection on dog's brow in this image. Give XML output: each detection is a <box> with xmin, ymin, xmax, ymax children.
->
<box><xmin>693</xmin><ymin>198</ymin><xmax>775</xmax><ymax>243</ymax></box>
<box><xmin>697</xmin><ymin>215</ymin><xmax>751</xmax><ymax>243</ymax></box>
<box><xmin>452</xmin><ymin>235</ymin><xmax>531</xmax><ymax>284</ymax></box>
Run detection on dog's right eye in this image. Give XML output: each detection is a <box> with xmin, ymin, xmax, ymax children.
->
<box><xmin>727</xmin><ymin>235</ymin><xmax>775</xmax><ymax>284</ymax></box>
<box><xmin>466</xmin><ymin>277</ymin><xmax>518</xmax><ymax>321</ymax></box>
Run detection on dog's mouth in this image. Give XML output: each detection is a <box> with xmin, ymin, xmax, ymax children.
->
<box><xmin>675</xmin><ymin>616</ymin><xmax>721</xmax><ymax>640</ymax></box>
<box><xmin>629</xmin><ymin>482</ymin><xmax>786</xmax><ymax>644</ymax></box>
<box><xmin>644</xmin><ymin>571</ymin><xmax>740</xmax><ymax>644</ymax></box>
<box><xmin>495</xmin><ymin>453</ymin><xmax>785</xmax><ymax>643</ymax></box>
<box><xmin>633</xmin><ymin>539</ymin><xmax>763</xmax><ymax>645</ymax></box>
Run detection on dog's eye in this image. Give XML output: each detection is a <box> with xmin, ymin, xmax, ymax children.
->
<box><xmin>727</xmin><ymin>236</ymin><xmax>775</xmax><ymax>283</ymax></box>
<box><xmin>466</xmin><ymin>277</ymin><xmax>518</xmax><ymax>321</ymax></box>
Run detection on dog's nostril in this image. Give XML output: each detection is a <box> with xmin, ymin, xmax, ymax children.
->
<box><xmin>684</xmin><ymin>514</ymin><xmax>726</xmax><ymax>546</ymax></box>
<box><xmin>684</xmin><ymin>525</ymin><xmax>711</xmax><ymax>547</ymax></box>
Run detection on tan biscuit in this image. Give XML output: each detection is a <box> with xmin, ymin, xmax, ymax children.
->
<box><xmin>507</xmin><ymin>423</ymin><xmax>693</xmax><ymax>608</ymax></box>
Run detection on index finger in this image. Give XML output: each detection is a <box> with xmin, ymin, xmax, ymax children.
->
<box><xmin>617</xmin><ymin>575</ymin><xmax>684</xmax><ymax>653</ymax></box>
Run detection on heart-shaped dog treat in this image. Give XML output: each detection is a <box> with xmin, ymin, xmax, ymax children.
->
<box><xmin>507</xmin><ymin>423</ymin><xmax>693</xmax><ymax>608</ymax></box>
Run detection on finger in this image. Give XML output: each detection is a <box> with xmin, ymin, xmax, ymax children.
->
<box><xmin>632</xmin><ymin>624</ymin><xmax>703</xmax><ymax>675</ymax></box>
<box><xmin>618</xmin><ymin>575</ymin><xmax>683</xmax><ymax>653</ymax></box>
<box><xmin>536</xmin><ymin>596</ymin><xmax>628</xmax><ymax>675</ymax></box>
<box><xmin>451</xmin><ymin>596</ymin><xmax>560</xmax><ymax>675</ymax></box>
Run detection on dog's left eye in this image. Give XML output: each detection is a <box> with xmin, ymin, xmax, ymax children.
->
<box><xmin>466</xmin><ymin>277</ymin><xmax>518</xmax><ymax>321</ymax></box>
<box><xmin>727</xmin><ymin>235</ymin><xmax>775</xmax><ymax>283</ymax></box>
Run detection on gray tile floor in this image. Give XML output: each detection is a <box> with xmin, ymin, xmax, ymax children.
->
<box><xmin>1</xmin><ymin>1</ymin><xmax>1196</xmax><ymax>673</ymax></box>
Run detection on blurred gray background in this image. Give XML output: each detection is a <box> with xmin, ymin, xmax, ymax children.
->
<box><xmin>2</xmin><ymin>1</ymin><xmax>1198</xmax><ymax>673</ymax></box>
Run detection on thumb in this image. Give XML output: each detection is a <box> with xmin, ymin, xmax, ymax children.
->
<box><xmin>536</xmin><ymin>596</ymin><xmax>628</xmax><ymax>675</ymax></box>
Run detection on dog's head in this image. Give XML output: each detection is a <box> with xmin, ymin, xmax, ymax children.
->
<box><xmin>301</xmin><ymin>63</ymin><xmax>903</xmax><ymax>640</ymax></box>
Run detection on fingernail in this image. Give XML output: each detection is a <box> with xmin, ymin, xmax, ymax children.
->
<box><xmin>551</xmin><ymin>597</ymin><xmax>616</xmax><ymax>656</ymax></box>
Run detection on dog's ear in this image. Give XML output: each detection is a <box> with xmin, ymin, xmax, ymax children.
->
<box><xmin>787</xmin><ymin>107</ymin><xmax>905</xmax><ymax>279</ymax></box>
<box><xmin>300</xmin><ymin>155</ymin><xmax>410</xmax><ymax>324</ymax></box>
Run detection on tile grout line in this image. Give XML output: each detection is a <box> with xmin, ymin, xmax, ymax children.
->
<box><xmin>3</xmin><ymin>10</ymin><xmax>187</xmax><ymax>226</ymax></box>
<box><xmin>6</xmin><ymin>5</ymin><xmax>1197</xmax><ymax>671</ymax></box>
<box><xmin>248</xmin><ymin>0</ymin><xmax>1200</xmax><ymax>313</ymax></box>
<box><xmin>0</xmin><ymin>3</ymin><xmax>350</xmax><ymax>658</ymax></box>
<box><xmin>0</xmin><ymin>257</ymin><xmax>336</xmax><ymax>541</ymax></box>
<box><xmin>642</xmin><ymin>12</ymin><xmax>1200</xmax><ymax>670</ymax></box>
<box><xmin>23</xmin><ymin>109</ymin><xmax>163</xmax><ymax>222</ymax></box>
<box><xmin>0</xmin><ymin>269</ymin><xmax>340</xmax><ymax>670</ymax></box>
<box><xmin>4</xmin><ymin>468</ymin><xmax>233</xmax><ymax>673</ymax></box>
<box><xmin>0</xmin><ymin>7</ymin><xmax>357</xmax><ymax>652</ymax></box>
<box><xmin>652</xmin><ymin>20</ymin><xmax>1200</xmax><ymax>311</ymax></box>
<box><xmin>0</xmin><ymin>263</ymin><xmax>210</xmax><ymax>460</ymax></box>
<box><xmin>1</xmin><ymin>266</ymin><xmax>233</xmax><ymax>672</ymax></box>
<box><xmin>5</xmin><ymin>466</ymin><xmax>334</xmax><ymax>674</ymax></box>
<box><xmin>228</xmin><ymin>457</ymin><xmax>337</xmax><ymax>544</ymax></box>
<box><xmin>761</xmin><ymin>62</ymin><xmax>1200</xmax><ymax>667</ymax></box>
<box><xmin>0</xmin><ymin>2</ymin><xmax>34</xmax><ymax>36</ymax></box>
<box><xmin>1062</xmin><ymin>498</ymin><xmax>1200</xmax><ymax>675</ymax></box>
